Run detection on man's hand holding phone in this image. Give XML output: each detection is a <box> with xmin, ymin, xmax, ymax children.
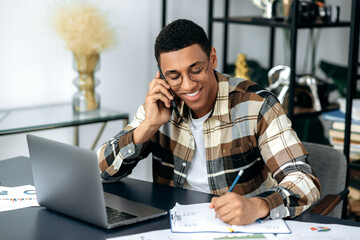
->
<box><xmin>133</xmin><ymin>72</ymin><xmax>174</xmax><ymax>144</ymax></box>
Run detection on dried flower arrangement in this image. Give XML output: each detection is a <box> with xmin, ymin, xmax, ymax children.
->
<box><xmin>52</xmin><ymin>1</ymin><xmax>116</xmax><ymax>55</ymax></box>
<box><xmin>51</xmin><ymin>1</ymin><xmax>117</xmax><ymax>112</ymax></box>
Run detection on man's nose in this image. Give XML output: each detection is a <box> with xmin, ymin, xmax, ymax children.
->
<box><xmin>181</xmin><ymin>75</ymin><xmax>197</xmax><ymax>90</ymax></box>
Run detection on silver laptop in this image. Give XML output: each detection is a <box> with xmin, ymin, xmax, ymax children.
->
<box><xmin>27</xmin><ymin>134</ymin><xmax>167</xmax><ymax>229</ymax></box>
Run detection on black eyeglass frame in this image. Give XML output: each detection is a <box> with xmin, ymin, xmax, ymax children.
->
<box><xmin>160</xmin><ymin>63</ymin><xmax>209</xmax><ymax>88</ymax></box>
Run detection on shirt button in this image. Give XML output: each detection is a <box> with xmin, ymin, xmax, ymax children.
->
<box><xmin>182</xmin><ymin>162</ymin><xmax>187</xmax><ymax>167</ymax></box>
<box><xmin>275</xmin><ymin>213</ymin><xmax>279</xmax><ymax>218</ymax></box>
<box><xmin>127</xmin><ymin>149</ymin><xmax>132</xmax><ymax>154</ymax></box>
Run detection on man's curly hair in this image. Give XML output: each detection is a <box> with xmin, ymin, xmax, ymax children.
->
<box><xmin>154</xmin><ymin>19</ymin><xmax>211</xmax><ymax>63</ymax></box>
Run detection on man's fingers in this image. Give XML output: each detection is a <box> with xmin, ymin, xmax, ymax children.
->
<box><xmin>210</xmin><ymin>196</ymin><xmax>223</xmax><ymax>209</ymax></box>
<box><xmin>156</xmin><ymin>71</ymin><xmax>161</xmax><ymax>79</ymax></box>
<box><xmin>211</xmin><ymin>192</ymin><xmax>236</xmax><ymax>208</ymax></box>
<box><xmin>211</xmin><ymin>193</ymin><xmax>247</xmax><ymax>222</ymax></box>
<box><xmin>215</xmin><ymin>204</ymin><xmax>231</xmax><ymax>218</ymax></box>
<box><xmin>209</xmin><ymin>200</ymin><xmax>216</xmax><ymax>209</ymax></box>
<box><xmin>148</xmin><ymin>85</ymin><xmax>173</xmax><ymax>100</ymax></box>
<box><xmin>214</xmin><ymin>198</ymin><xmax>234</xmax><ymax>215</ymax></box>
<box><xmin>211</xmin><ymin>196</ymin><xmax>228</xmax><ymax>219</ymax></box>
<box><xmin>150</xmin><ymin>76</ymin><xmax>170</xmax><ymax>89</ymax></box>
<box><xmin>146</xmin><ymin>93</ymin><xmax>172</xmax><ymax>108</ymax></box>
<box><xmin>219</xmin><ymin>210</ymin><xmax>237</xmax><ymax>223</ymax></box>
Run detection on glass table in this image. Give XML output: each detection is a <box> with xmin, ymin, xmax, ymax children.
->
<box><xmin>0</xmin><ymin>103</ymin><xmax>129</xmax><ymax>149</ymax></box>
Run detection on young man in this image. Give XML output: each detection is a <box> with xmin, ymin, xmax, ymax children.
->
<box><xmin>97</xmin><ymin>19</ymin><xmax>320</xmax><ymax>225</ymax></box>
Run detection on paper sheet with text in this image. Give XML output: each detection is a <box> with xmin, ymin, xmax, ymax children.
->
<box><xmin>0</xmin><ymin>185</ymin><xmax>39</xmax><ymax>212</ymax></box>
<box><xmin>169</xmin><ymin>202</ymin><xmax>291</xmax><ymax>234</ymax></box>
<box><xmin>266</xmin><ymin>220</ymin><xmax>360</xmax><ymax>240</ymax></box>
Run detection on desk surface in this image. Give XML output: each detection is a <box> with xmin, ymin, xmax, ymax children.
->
<box><xmin>1</xmin><ymin>156</ymin><xmax>359</xmax><ymax>240</ymax></box>
<box><xmin>0</xmin><ymin>103</ymin><xmax>128</xmax><ymax>136</ymax></box>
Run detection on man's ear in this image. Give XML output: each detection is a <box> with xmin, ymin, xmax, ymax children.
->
<box><xmin>210</xmin><ymin>47</ymin><xmax>217</xmax><ymax>69</ymax></box>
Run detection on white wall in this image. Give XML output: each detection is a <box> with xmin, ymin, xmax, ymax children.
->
<box><xmin>0</xmin><ymin>0</ymin><xmax>353</xmax><ymax>182</ymax></box>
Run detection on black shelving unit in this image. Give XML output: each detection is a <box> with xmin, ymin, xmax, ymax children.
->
<box><xmin>208</xmin><ymin>0</ymin><xmax>360</xmax><ymax>218</ymax></box>
<box><xmin>345</xmin><ymin>0</ymin><xmax>360</xmax><ymax>197</ymax></box>
<box><xmin>162</xmin><ymin>0</ymin><xmax>167</xmax><ymax>28</ymax></box>
<box><xmin>208</xmin><ymin>0</ymin><xmax>357</xmax><ymax>120</ymax></box>
<box><xmin>161</xmin><ymin>1</ymin><xmax>359</xmax><ymax>156</ymax></box>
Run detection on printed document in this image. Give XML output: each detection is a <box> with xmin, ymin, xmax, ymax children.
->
<box><xmin>169</xmin><ymin>202</ymin><xmax>290</xmax><ymax>234</ymax></box>
<box><xmin>0</xmin><ymin>185</ymin><xmax>39</xmax><ymax>212</ymax></box>
<box><xmin>108</xmin><ymin>229</ymin><xmax>272</xmax><ymax>240</ymax></box>
<box><xmin>267</xmin><ymin>220</ymin><xmax>360</xmax><ymax>240</ymax></box>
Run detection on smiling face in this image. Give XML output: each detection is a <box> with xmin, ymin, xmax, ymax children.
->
<box><xmin>159</xmin><ymin>44</ymin><xmax>218</xmax><ymax>119</ymax></box>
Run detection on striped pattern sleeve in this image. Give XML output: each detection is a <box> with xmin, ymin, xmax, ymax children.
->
<box><xmin>97</xmin><ymin>104</ymin><xmax>148</xmax><ymax>182</ymax></box>
<box><xmin>255</xmin><ymin>93</ymin><xmax>321</xmax><ymax>219</ymax></box>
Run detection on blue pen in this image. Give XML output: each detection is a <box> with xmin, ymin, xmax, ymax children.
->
<box><xmin>228</xmin><ymin>169</ymin><xmax>263</xmax><ymax>224</ymax></box>
<box><xmin>228</xmin><ymin>169</ymin><xmax>244</xmax><ymax>192</ymax></box>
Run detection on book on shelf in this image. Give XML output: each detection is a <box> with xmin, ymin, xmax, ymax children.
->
<box><xmin>330</xmin><ymin>137</ymin><xmax>360</xmax><ymax>148</ymax></box>
<box><xmin>330</xmin><ymin>137</ymin><xmax>360</xmax><ymax>151</ymax></box>
<box><xmin>331</xmin><ymin>121</ymin><xmax>360</xmax><ymax>133</ymax></box>
<box><xmin>328</xmin><ymin>129</ymin><xmax>360</xmax><ymax>142</ymax></box>
<box><xmin>322</xmin><ymin>109</ymin><xmax>360</xmax><ymax>124</ymax></box>
<box><xmin>338</xmin><ymin>98</ymin><xmax>360</xmax><ymax>121</ymax></box>
<box><xmin>329</xmin><ymin>137</ymin><xmax>360</xmax><ymax>161</ymax></box>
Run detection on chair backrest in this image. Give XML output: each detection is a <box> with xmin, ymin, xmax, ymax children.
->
<box><xmin>303</xmin><ymin>142</ymin><xmax>347</xmax><ymax>218</ymax></box>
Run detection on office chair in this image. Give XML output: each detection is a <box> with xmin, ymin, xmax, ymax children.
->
<box><xmin>303</xmin><ymin>142</ymin><xmax>349</xmax><ymax>218</ymax></box>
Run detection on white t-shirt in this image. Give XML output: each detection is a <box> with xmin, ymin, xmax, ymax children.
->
<box><xmin>183</xmin><ymin>110</ymin><xmax>212</xmax><ymax>193</ymax></box>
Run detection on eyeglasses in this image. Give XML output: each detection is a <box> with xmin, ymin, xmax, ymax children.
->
<box><xmin>163</xmin><ymin>65</ymin><xmax>209</xmax><ymax>88</ymax></box>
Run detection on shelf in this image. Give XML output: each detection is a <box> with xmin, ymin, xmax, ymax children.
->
<box><xmin>0</xmin><ymin>103</ymin><xmax>129</xmax><ymax>136</ymax></box>
<box><xmin>211</xmin><ymin>16</ymin><xmax>351</xmax><ymax>29</ymax></box>
<box><xmin>208</xmin><ymin>0</ymin><xmax>359</xmax><ymax>219</ymax></box>
<box><xmin>293</xmin><ymin>104</ymin><xmax>340</xmax><ymax>119</ymax></box>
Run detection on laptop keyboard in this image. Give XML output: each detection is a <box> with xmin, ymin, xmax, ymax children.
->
<box><xmin>106</xmin><ymin>206</ymin><xmax>137</xmax><ymax>225</ymax></box>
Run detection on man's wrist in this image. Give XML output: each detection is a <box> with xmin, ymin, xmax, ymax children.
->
<box><xmin>133</xmin><ymin>120</ymin><xmax>160</xmax><ymax>144</ymax></box>
<box><xmin>251</xmin><ymin>197</ymin><xmax>270</xmax><ymax>219</ymax></box>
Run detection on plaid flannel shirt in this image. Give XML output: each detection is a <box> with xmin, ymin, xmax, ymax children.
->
<box><xmin>97</xmin><ymin>72</ymin><xmax>320</xmax><ymax>219</ymax></box>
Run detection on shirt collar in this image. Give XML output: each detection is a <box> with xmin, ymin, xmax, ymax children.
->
<box><xmin>210</xmin><ymin>71</ymin><xmax>231</xmax><ymax>123</ymax></box>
